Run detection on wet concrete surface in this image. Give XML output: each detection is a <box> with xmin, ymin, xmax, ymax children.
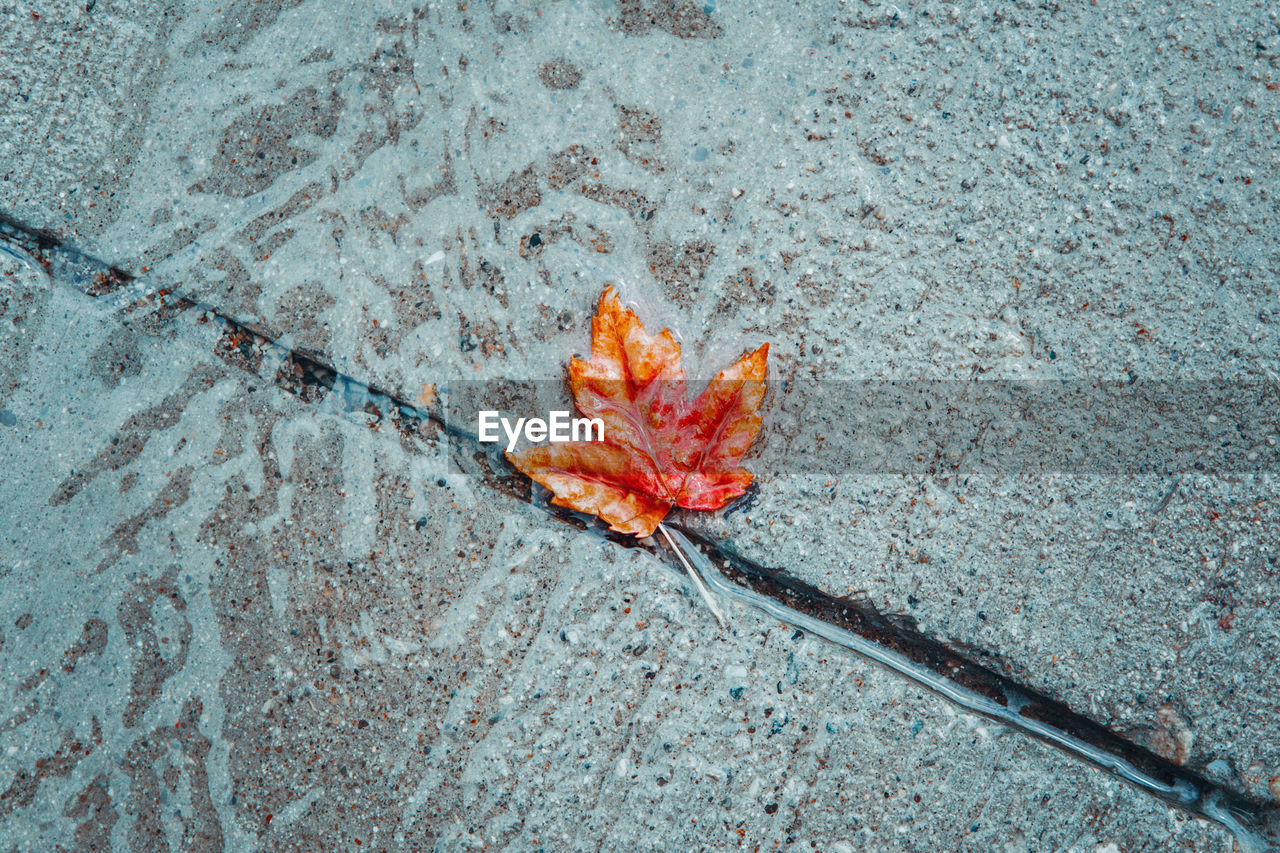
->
<box><xmin>2</xmin><ymin>1</ymin><xmax>1279</xmax><ymax>850</ymax></box>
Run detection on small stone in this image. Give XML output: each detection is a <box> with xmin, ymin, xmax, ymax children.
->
<box><xmin>1149</xmin><ymin>705</ymin><xmax>1194</xmax><ymax>765</ymax></box>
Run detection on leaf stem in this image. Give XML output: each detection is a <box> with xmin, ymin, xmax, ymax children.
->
<box><xmin>658</xmin><ymin>522</ymin><xmax>729</xmax><ymax>629</ymax></box>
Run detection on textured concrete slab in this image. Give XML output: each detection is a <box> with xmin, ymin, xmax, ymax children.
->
<box><xmin>2</xmin><ymin>0</ymin><xmax>1279</xmax><ymax>850</ymax></box>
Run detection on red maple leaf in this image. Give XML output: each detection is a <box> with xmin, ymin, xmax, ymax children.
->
<box><xmin>506</xmin><ymin>287</ymin><xmax>769</xmax><ymax>537</ymax></box>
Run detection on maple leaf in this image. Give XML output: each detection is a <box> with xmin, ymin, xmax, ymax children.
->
<box><xmin>506</xmin><ymin>287</ymin><xmax>768</xmax><ymax>537</ymax></box>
